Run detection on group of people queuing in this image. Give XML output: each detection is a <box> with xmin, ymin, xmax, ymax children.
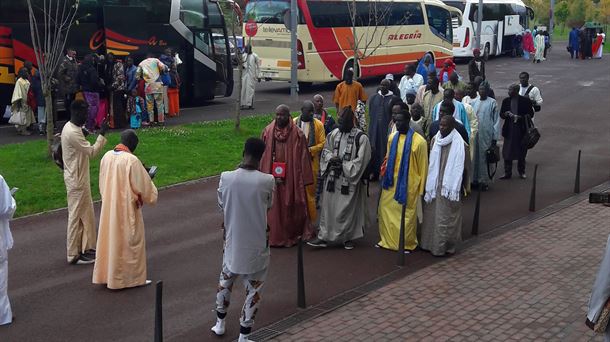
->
<box><xmin>211</xmin><ymin>51</ymin><xmax>543</xmax><ymax>338</ymax></box>
<box><xmin>511</xmin><ymin>26</ymin><xmax>551</xmax><ymax>63</ymax></box>
<box><xmin>569</xmin><ymin>27</ymin><xmax>606</xmax><ymax>60</ymax></box>
<box><xmin>7</xmin><ymin>47</ymin><xmax>182</xmax><ymax>136</ymax></box>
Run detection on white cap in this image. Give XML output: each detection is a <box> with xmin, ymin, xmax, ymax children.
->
<box><xmin>385</xmin><ymin>74</ymin><xmax>394</xmax><ymax>81</ymax></box>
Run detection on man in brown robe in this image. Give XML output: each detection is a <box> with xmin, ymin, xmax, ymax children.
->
<box><xmin>93</xmin><ymin>130</ymin><xmax>158</xmax><ymax>289</ymax></box>
<box><xmin>260</xmin><ymin>104</ymin><xmax>314</xmax><ymax>247</ymax></box>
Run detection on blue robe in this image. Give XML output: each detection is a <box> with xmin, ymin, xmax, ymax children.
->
<box><xmin>569</xmin><ymin>29</ymin><xmax>580</xmax><ymax>52</ymax></box>
<box><xmin>368</xmin><ymin>92</ymin><xmax>398</xmax><ymax>176</ymax></box>
<box><xmin>416</xmin><ymin>53</ymin><xmax>436</xmax><ymax>81</ymax></box>
<box><xmin>431</xmin><ymin>99</ymin><xmax>471</xmax><ymax>137</ymax></box>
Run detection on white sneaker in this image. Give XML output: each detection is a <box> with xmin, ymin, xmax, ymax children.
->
<box><xmin>211</xmin><ymin>318</ymin><xmax>225</xmax><ymax>336</ymax></box>
<box><xmin>238</xmin><ymin>333</ymin><xmax>252</xmax><ymax>342</ymax></box>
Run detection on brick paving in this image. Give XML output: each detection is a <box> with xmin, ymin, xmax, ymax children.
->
<box><xmin>271</xmin><ymin>199</ymin><xmax>610</xmax><ymax>341</ymax></box>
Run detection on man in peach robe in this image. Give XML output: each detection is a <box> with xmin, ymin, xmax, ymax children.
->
<box><xmin>93</xmin><ymin>130</ymin><xmax>158</xmax><ymax>290</ymax></box>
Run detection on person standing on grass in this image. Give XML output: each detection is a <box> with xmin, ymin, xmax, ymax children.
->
<box><xmin>313</xmin><ymin>94</ymin><xmax>336</xmax><ymax>135</ymax></box>
<box><xmin>61</xmin><ymin>100</ymin><xmax>108</xmax><ymax>265</ymax></box>
<box><xmin>308</xmin><ymin>107</ymin><xmax>371</xmax><ymax>250</ymax></box>
<box><xmin>421</xmin><ymin>115</ymin><xmax>470</xmax><ymax>257</ymax></box>
<box><xmin>294</xmin><ymin>101</ymin><xmax>326</xmax><ymax>225</ymax></box>
<box><xmin>470</xmin><ymin>82</ymin><xmax>499</xmax><ymax>191</ymax></box>
<box><xmin>377</xmin><ymin>106</ymin><xmax>428</xmax><ymax>252</ymax></box>
<box><xmin>260</xmin><ymin>105</ymin><xmax>314</xmax><ymax>247</ymax></box>
<box><xmin>333</xmin><ymin>68</ymin><xmax>367</xmax><ymax>113</ymax></box>
<box><xmin>93</xmin><ymin>130</ymin><xmax>157</xmax><ymax>290</ymax></box>
<box><xmin>211</xmin><ymin>138</ymin><xmax>274</xmax><ymax>342</ymax></box>
<box><xmin>0</xmin><ymin>175</ymin><xmax>16</xmax><ymax>326</ymax></box>
<box><xmin>241</xmin><ymin>45</ymin><xmax>260</xmax><ymax>110</ymax></box>
<box><xmin>499</xmin><ymin>84</ymin><xmax>534</xmax><ymax>180</ymax></box>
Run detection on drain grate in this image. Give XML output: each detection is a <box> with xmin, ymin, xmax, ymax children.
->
<box><xmin>248</xmin><ymin>328</ymin><xmax>282</xmax><ymax>341</ymax></box>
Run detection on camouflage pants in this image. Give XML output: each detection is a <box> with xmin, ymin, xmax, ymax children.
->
<box><xmin>215</xmin><ymin>264</ymin><xmax>267</xmax><ymax>328</ymax></box>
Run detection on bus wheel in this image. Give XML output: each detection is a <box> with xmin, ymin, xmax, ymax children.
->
<box><xmin>483</xmin><ymin>44</ymin><xmax>490</xmax><ymax>61</ymax></box>
<box><xmin>298</xmin><ymin>82</ymin><xmax>313</xmax><ymax>90</ymax></box>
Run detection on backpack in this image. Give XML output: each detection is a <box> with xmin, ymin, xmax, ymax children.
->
<box><xmin>52</xmin><ymin>133</ymin><xmax>64</xmax><ymax>170</ymax></box>
<box><xmin>524</xmin><ymin>85</ymin><xmax>541</xmax><ymax>112</ymax></box>
<box><xmin>354</xmin><ymin>131</ymin><xmax>375</xmax><ymax>195</ymax></box>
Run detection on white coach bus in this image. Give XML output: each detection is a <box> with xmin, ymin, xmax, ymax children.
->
<box><xmin>442</xmin><ymin>0</ymin><xmax>534</xmax><ymax>58</ymax></box>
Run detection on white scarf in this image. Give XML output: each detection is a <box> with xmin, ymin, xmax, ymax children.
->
<box><xmin>377</xmin><ymin>90</ymin><xmax>394</xmax><ymax>97</ymax></box>
<box><xmin>425</xmin><ymin>129</ymin><xmax>465</xmax><ymax>203</ymax></box>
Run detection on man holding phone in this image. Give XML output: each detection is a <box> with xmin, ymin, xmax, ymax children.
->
<box><xmin>93</xmin><ymin>130</ymin><xmax>158</xmax><ymax>289</ymax></box>
<box><xmin>61</xmin><ymin>100</ymin><xmax>108</xmax><ymax>265</ymax></box>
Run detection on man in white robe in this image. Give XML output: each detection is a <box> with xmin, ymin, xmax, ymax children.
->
<box><xmin>93</xmin><ymin>130</ymin><xmax>158</xmax><ymax>289</ymax></box>
<box><xmin>240</xmin><ymin>45</ymin><xmax>260</xmax><ymax>110</ymax></box>
<box><xmin>421</xmin><ymin>115</ymin><xmax>470</xmax><ymax>256</ymax></box>
<box><xmin>0</xmin><ymin>175</ymin><xmax>16</xmax><ymax>325</ymax></box>
<box><xmin>308</xmin><ymin>107</ymin><xmax>372</xmax><ymax>250</ymax></box>
<box><xmin>587</xmin><ymin>234</ymin><xmax>610</xmax><ymax>341</ymax></box>
<box><xmin>61</xmin><ymin>100</ymin><xmax>108</xmax><ymax>265</ymax></box>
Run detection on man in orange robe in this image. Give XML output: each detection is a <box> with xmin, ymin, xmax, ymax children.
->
<box><xmin>93</xmin><ymin>130</ymin><xmax>158</xmax><ymax>289</ymax></box>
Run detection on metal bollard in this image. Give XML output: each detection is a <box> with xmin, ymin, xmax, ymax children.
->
<box><xmin>297</xmin><ymin>238</ymin><xmax>306</xmax><ymax>309</ymax></box>
<box><xmin>397</xmin><ymin>203</ymin><xmax>407</xmax><ymax>266</ymax></box>
<box><xmin>574</xmin><ymin>150</ymin><xmax>581</xmax><ymax>194</ymax></box>
<box><xmin>529</xmin><ymin>164</ymin><xmax>538</xmax><ymax>212</ymax></box>
<box><xmin>155</xmin><ymin>281</ymin><xmax>163</xmax><ymax>342</ymax></box>
<box><xmin>471</xmin><ymin>189</ymin><xmax>481</xmax><ymax>236</ymax></box>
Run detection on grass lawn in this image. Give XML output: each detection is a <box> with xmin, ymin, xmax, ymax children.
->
<box><xmin>1</xmin><ymin>115</ymin><xmax>282</xmax><ymax>217</ymax></box>
<box><xmin>1</xmin><ymin>109</ymin><xmax>340</xmax><ymax>218</ymax></box>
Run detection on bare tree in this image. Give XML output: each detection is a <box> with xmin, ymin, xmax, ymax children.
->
<box><xmin>219</xmin><ymin>0</ymin><xmax>245</xmax><ymax>129</ymax></box>
<box><xmin>26</xmin><ymin>0</ymin><xmax>79</xmax><ymax>155</ymax></box>
<box><xmin>347</xmin><ymin>0</ymin><xmax>413</xmax><ymax>78</ymax></box>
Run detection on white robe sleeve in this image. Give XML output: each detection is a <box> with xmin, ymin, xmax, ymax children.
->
<box><xmin>588</xmin><ymin>234</ymin><xmax>610</xmax><ymax>323</ymax></box>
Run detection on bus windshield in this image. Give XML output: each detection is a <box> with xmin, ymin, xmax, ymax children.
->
<box><xmin>426</xmin><ymin>5</ymin><xmax>452</xmax><ymax>43</ymax></box>
<box><xmin>245</xmin><ymin>0</ymin><xmax>290</xmax><ymax>23</ymax></box>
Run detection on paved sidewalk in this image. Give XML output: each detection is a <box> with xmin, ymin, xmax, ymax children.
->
<box><xmin>271</xmin><ymin>198</ymin><xmax>610</xmax><ymax>341</ymax></box>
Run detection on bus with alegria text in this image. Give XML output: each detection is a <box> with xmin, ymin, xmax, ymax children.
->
<box><xmin>243</xmin><ymin>0</ymin><xmax>460</xmax><ymax>84</ymax></box>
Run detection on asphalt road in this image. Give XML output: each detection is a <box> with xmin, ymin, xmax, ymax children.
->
<box><xmin>1</xmin><ymin>46</ymin><xmax>609</xmax><ymax>341</ymax></box>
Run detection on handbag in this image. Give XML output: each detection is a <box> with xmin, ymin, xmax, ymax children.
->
<box><xmin>485</xmin><ymin>144</ymin><xmax>500</xmax><ymax>179</ymax></box>
<box><xmin>594</xmin><ymin>299</ymin><xmax>610</xmax><ymax>334</ymax></box>
<box><xmin>522</xmin><ymin>115</ymin><xmax>540</xmax><ymax>150</ymax></box>
<box><xmin>8</xmin><ymin>108</ymin><xmax>26</xmax><ymax>126</ymax></box>
<box><xmin>3</xmin><ymin>105</ymin><xmax>11</xmax><ymax>119</ymax></box>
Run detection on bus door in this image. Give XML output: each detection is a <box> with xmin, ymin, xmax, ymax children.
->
<box><xmin>191</xmin><ymin>28</ymin><xmax>230</xmax><ymax>98</ymax></box>
<box><xmin>0</xmin><ymin>26</ymin><xmax>14</xmax><ymax>114</ymax></box>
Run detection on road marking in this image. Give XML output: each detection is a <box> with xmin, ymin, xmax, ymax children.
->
<box><xmin>578</xmin><ymin>81</ymin><xmax>595</xmax><ymax>87</ymax></box>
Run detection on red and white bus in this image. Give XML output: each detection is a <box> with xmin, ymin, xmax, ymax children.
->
<box><xmin>244</xmin><ymin>0</ymin><xmax>459</xmax><ymax>84</ymax></box>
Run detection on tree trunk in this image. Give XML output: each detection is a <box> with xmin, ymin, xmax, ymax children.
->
<box><xmin>45</xmin><ymin>92</ymin><xmax>55</xmax><ymax>157</ymax></box>
<box><xmin>235</xmin><ymin>56</ymin><xmax>242</xmax><ymax>129</ymax></box>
